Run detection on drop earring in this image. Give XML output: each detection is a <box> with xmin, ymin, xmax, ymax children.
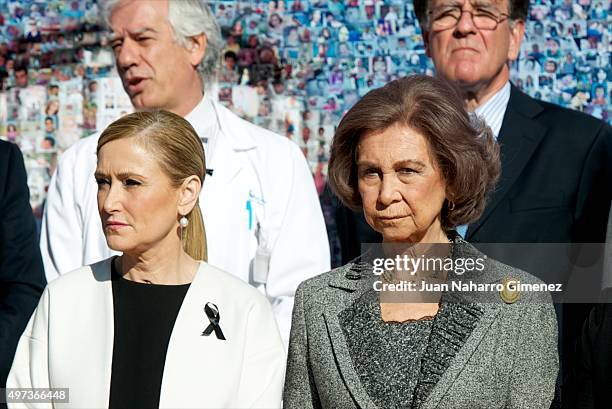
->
<box><xmin>179</xmin><ymin>216</ymin><xmax>189</xmax><ymax>239</ymax></box>
<box><xmin>180</xmin><ymin>216</ymin><xmax>189</xmax><ymax>228</ymax></box>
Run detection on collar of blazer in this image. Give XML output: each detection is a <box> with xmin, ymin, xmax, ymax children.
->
<box><xmin>322</xmin><ymin>237</ymin><xmax>510</xmax><ymax>409</ymax></box>
<box><xmin>467</xmin><ymin>85</ymin><xmax>549</xmax><ymax>239</ymax></box>
<box><xmin>58</xmin><ymin>258</ymin><xmax>261</xmax><ymax>409</ymax></box>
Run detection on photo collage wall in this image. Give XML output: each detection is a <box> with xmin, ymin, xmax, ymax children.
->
<box><xmin>0</xmin><ymin>0</ymin><xmax>610</xmax><ymax>239</ymax></box>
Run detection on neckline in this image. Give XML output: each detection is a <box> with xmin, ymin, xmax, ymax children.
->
<box><xmin>111</xmin><ymin>256</ymin><xmax>192</xmax><ymax>288</ymax></box>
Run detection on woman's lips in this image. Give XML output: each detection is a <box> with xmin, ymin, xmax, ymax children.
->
<box><xmin>378</xmin><ymin>215</ymin><xmax>409</xmax><ymax>222</ymax></box>
<box><xmin>105</xmin><ymin>221</ymin><xmax>129</xmax><ymax>231</ymax></box>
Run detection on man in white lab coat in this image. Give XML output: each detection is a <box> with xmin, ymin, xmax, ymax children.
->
<box><xmin>40</xmin><ymin>0</ymin><xmax>330</xmax><ymax>344</ymax></box>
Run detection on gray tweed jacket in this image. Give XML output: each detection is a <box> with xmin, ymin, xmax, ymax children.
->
<box><xmin>283</xmin><ymin>238</ymin><xmax>559</xmax><ymax>409</ymax></box>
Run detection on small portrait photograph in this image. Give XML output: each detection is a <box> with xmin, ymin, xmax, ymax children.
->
<box><xmin>353</xmin><ymin>41</ymin><xmax>372</xmax><ymax>57</ymax></box>
<box><xmin>545</xmin><ymin>38</ymin><xmax>561</xmax><ymax>58</ymax></box>
<box><xmin>344</xmin><ymin>7</ymin><xmax>360</xmax><ymax>25</ymax></box>
<box><xmin>336</xmin><ymin>41</ymin><xmax>353</xmax><ymax>58</ymax></box>
<box><xmin>375</xmin><ymin>36</ymin><xmax>393</xmax><ymax>56</ymax></box>
<box><xmin>5</xmin><ymin>122</ymin><xmax>20</xmax><ymax>144</ymax></box>
<box><xmin>45</xmin><ymin>99</ymin><xmax>60</xmax><ymax>117</ymax></box>
<box><xmin>544</xmin><ymin>59</ymin><xmax>558</xmax><ymax>75</ymax></box>
<box><xmin>39</xmin><ymin>135</ymin><xmax>57</xmax><ymax>152</ymax></box>
<box><xmin>283</xmin><ymin>25</ymin><xmax>300</xmax><ymax>47</ymax></box>
<box><xmin>538</xmin><ymin>75</ymin><xmax>554</xmax><ymax>87</ymax></box>
<box><xmin>530</xmin><ymin>4</ymin><xmax>551</xmax><ymax>21</ymax></box>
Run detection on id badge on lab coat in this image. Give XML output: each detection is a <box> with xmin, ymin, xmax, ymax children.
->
<box><xmin>254</xmin><ymin>246</ymin><xmax>271</xmax><ymax>284</ymax></box>
<box><xmin>251</xmin><ymin>192</ymin><xmax>270</xmax><ymax>285</ymax></box>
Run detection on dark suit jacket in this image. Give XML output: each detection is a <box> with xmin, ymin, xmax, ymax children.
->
<box><xmin>563</xmin><ymin>296</ymin><xmax>612</xmax><ymax>409</ymax></box>
<box><xmin>465</xmin><ymin>85</ymin><xmax>611</xmax><ymax>245</ymax></box>
<box><xmin>0</xmin><ymin>141</ymin><xmax>46</xmax><ymax>392</ymax></box>
<box><xmin>562</xmin><ymin>210</ymin><xmax>612</xmax><ymax>409</ymax></box>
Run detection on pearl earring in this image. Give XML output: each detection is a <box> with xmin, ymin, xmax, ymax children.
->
<box><xmin>180</xmin><ymin>216</ymin><xmax>189</xmax><ymax>228</ymax></box>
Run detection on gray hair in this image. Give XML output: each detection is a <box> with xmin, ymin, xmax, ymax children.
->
<box><xmin>102</xmin><ymin>0</ymin><xmax>222</xmax><ymax>85</ymax></box>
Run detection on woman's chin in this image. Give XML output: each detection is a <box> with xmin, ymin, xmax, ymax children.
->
<box><xmin>380</xmin><ymin>230</ymin><xmax>415</xmax><ymax>243</ymax></box>
<box><xmin>105</xmin><ymin>237</ymin><xmax>130</xmax><ymax>253</ymax></box>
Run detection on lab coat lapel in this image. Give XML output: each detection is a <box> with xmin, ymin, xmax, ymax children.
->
<box><xmin>205</xmin><ymin>99</ymin><xmax>255</xmax><ymax>187</ymax></box>
<box><xmin>199</xmin><ymin>101</ymin><xmax>254</xmax><ymax>274</ymax></box>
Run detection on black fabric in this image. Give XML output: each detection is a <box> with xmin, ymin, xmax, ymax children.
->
<box><xmin>0</xmin><ymin>140</ymin><xmax>46</xmax><ymax>407</ymax></box>
<box><xmin>108</xmin><ymin>261</ymin><xmax>190</xmax><ymax>409</ymax></box>
<box><xmin>563</xmin><ymin>291</ymin><xmax>612</xmax><ymax>409</ymax></box>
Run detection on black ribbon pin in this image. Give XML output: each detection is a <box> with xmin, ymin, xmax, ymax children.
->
<box><xmin>201</xmin><ymin>302</ymin><xmax>226</xmax><ymax>340</ymax></box>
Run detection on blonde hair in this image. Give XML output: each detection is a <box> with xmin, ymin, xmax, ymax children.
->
<box><xmin>97</xmin><ymin>110</ymin><xmax>207</xmax><ymax>261</ymax></box>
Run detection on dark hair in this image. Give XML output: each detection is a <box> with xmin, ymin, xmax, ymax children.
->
<box><xmin>14</xmin><ymin>61</ymin><xmax>28</xmax><ymax>73</ymax></box>
<box><xmin>413</xmin><ymin>0</ymin><xmax>529</xmax><ymax>26</ymax></box>
<box><xmin>224</xmin><ymin>51</ymin><xmax>237</xmax><ymax>61</ymax></box>
<box><xmin>43</xmin><ymin>136</ymin><xmax>56</xmax><ymax>147</ymax></box>
<box><xmin>328</xmin><ymin>75</ymin><xmax>500</xmax><ymax>230</ymax></box>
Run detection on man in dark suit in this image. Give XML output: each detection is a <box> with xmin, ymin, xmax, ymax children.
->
<box><xmin>563</xmin><ymin>207</ymin><xmax>612</xmax><ymax>409</ymax></box>
<box><xmin>0</xmin><ymin>141</ymin><xmax>46</xmax><ymax>406</ymax></box>
<box><xmin>335</xmin><ymin>0</ymin><xmax>611</xmax><ymax>404</ymax></box>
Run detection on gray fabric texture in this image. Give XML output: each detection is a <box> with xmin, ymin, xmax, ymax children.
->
<box><xmin>283</xmin><ymin>237</ymin><xmax>559</xmax><ymax>409</ymax></box>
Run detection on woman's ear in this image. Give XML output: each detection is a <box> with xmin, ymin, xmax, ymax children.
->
<box><xmin>177</xmin><ymin>176</ymin><xmax>202</xmax><ymax>216</ymax></box>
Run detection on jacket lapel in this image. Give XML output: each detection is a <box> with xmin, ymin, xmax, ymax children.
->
<box><xmin>158</xmin><ymin>263</ymin><xmax>247</xmax><ymax>408</ymax></box>
<box><xmin>199</xmin><ymin>101</ymin><xmax>250</xmax><ymax>270</ymax></box>
<box><xmin>420</xmin><ymin>240</ymin><xmax>506</xmax><ymax>407</ymax></box>
<box><xmin>65</xmin><ymin>260</ymin><xmax>114</xmax><ymax>409</ymax></box>
<box><xmin>419</xmin><ymin>304</ymin><xmax>502</xmax><ymax>409</ymax></box>
<box><xmin>467</xmin><ymin>86</ymin><xmax>548</xmax><ymax>240</ymax></box>
<box><xmin>324</xmin><ymin>267</ymin><xmax>378</xmax><ymax>409</ymax></box>
<box><xmin>323</xmin><ymin>311</ymin><xmax>378</xmax><ymax>409</ymax></box>
<box><xmin>203</xmin><ymin>101</ymin><xmax>249</xmax><ymax>189</ymax></box>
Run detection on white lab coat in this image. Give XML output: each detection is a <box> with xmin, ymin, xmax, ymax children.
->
<box><xmin>8</xmin><ymin>258</ymin><xmax>285</xmax><ymax>408</ymax></box>
<box><xmin>40</xmin><ymin>97</ymin><xmax>330</xmax><ymax>344</ymax></box>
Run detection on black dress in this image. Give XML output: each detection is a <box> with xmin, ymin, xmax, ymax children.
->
<box><xmin>108</xmin><ymin>262</ymin><xmax>190</xmax><ymax>409</ymax></box>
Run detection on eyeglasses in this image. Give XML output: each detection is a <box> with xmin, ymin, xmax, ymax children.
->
<box><xmin>428</xmin><ymin>4</ymin><xmax>510</xmax><ymax>31</ymax></box>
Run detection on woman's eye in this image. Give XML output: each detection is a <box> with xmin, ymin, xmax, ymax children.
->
<box><xmin>360</xmin><ymin>168</ymin><xmax>379</xmax><ymax>178</ymax></box>
<box><xmin>95</xmin><ymin>178</ymin><xmax>109</xmax><ymax>186</ymax></box>
<box><xmin>125</xmin><ymin>179</ymin><xmax>141</xmax><ymax>186</ymax></box>
<box><xmin>398</xmin><ymin>168</ymin><xmax>416</xmax><ymax>175</ymax></box>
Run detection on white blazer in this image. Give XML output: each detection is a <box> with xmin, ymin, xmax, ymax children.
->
<box><xmin>7</xmin><ymin>258</ymin><xmax>285</xmax><ymax>409</ymax></box>
<box><xmin>40</xmin><ymin>95</ymin><xmax>331</xmax><ymax>344</ymax></box>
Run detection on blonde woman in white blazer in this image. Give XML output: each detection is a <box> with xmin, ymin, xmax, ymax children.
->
<box><xmin>8</xmin><ymin>111</ymin><xmax>285</xmax><ymax>409</ymax></box>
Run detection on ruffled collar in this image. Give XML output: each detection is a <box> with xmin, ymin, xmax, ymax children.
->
<box><xmin>411</xmin><ymin>301</ymin><xmax>484</xmax><ymax>408</ymax></box>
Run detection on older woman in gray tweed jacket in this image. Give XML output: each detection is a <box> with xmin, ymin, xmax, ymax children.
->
<box><xmin>283</xmin><ymin>75</ymin><xmax>558</xmax><ymax>409</ymax></box>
